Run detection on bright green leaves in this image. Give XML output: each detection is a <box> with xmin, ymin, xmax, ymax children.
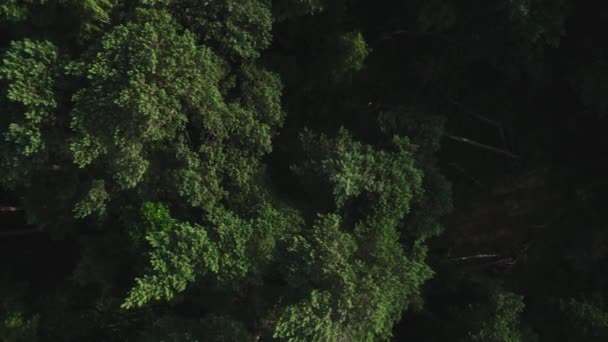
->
<box><xmin>125</xmin><ymin>201</ymin><xmax>301</xmax><ymax>308</ymax></box>
<box><xmin>274</xmin><ymin>290</ymin><xmax>341</xmax><ymax>342</ymax></box>
<box><xmin>0</xmin><ymin>0</ymin><xmax>453</xmax><ymax>340</ymax></box>
<box><xmin>466</xmin><ymin>291</ymin><xmax>528</xmax><ymax>342</ymax></box>
<box><xmin>0</xmin><ymin>1</ymin><xmax>27</xmax><ymax>23</ymax></box>
<box><xmin>379</xmin><ymin>110</ymin><xmax>446</xmax><ymax>157</ymax></box>
<box><xmin>0</xmin><ymin>281</ymin><xmax>40</xmax><ymax>342</ymax></box>
<box><xmin>558</xmin><ymin>298</ymin><xmax>608</xmax><ymax>340</ymax></box>
<box><xmin>0</xmin><ymin>0</ymin><xmax>42</xmax><ymax>22</ymax></box>
<box><xmin>62</xmin><ymin>0</ymin><xmax>118</xmax><ymax>38</ymax></box>
<box><xmin>66</xmin><ymin>0</ymin><xmax>116</xmax><ymax>24</ymax></box>
<box><xmin>0</xmin><ymin>2</ymin><xmax>456</xmax><ymax>340</ymax></box>
<box><xmin>277</xmin><ymin>130</ymin><xmax>430</xmax><ymax>341</ymax></box>
<box><xmin>0</xmin><ymin>39</ymin><xmax>60</xmax><ymax>186</ymax></box>
<box><xmin>205</xmin><ymin>206</ymin><xmax>255</xmax><ymax>283</ymax></box>
<box><xmin>379</xmin><ymin>110</ymin><xmax>453</xmax><ymax>240</ymax></box>
<box><xmin>170</xmin><ymin>141</ymin><xmax>224</xmax><ymax>208</ymax></box>
<box><xmin>336</xmin><ymin>32</ymin><xmax>369</xmax><ymax>72</ymax></box>
<box><xmin>276</xmin><ymin>214</ymin><xmax>357</xmax><ymax>341</ymax></box>
<box><xmin>0</xmin><ymin>39</ymin><xmax>58</xmax><ymax>146</ymax></box>
<box><xmin>123</xmin><ymin>203</ymin><xmax>219</xmax><ymax>308</ymax></box>
<box><xmin>63</xmin><ymin>6</ymin><xmax>291</xmax><ymax>315</ymax></box>
<box><xmin>122</xmin><ymin>220</ymin><xmax>216</xmax><ymax>308</ymax></box>
<box><xmin>276</xmin><ymin>213</ymin><xmax>431</xmax><ymax>341</ymax></box>
<box><xmin>0</xmin><ymin>310</ymin><xmax>39</xmax><ymax>342</ymax></box>
<box><xmin>142</xmin><ymin>0</ymin><xmax>273</xmax><ymax>59</ymax></box>
<box><xmin>69</xmin><ymin>8</ymin><xmax>283</xmax><ymax>212</ymax></box>
<box><xmin>298</xmin><ymin>128</ymin><xmax>422</xmax><ymax>213</ymax></box>
<box><xmin>281</xmin><ymin>214</ymin><xmax>356</xmax><ymax>292</ymax></box>
<box><xmin>73</xmin><ymin>179</ymin><xmax>110</xmax><ymax>218</ymax></box>
<box><xmin>325</xmin><ymin>32</ymin><xmax>369</xmax><ymax>83</ymax></box>
<box><xmin>239</xmin><ymin>64</ymin><xmax>284</xmax><ymax>134</ymax></box>
<box><xmin>70</xmin><ymin>9</ymin><xmax>223</xmax><ymax>189</ymax></box>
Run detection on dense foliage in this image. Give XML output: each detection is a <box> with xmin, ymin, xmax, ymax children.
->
<box><xmin>1</xmin><ymin>0</ymin><xmax>608</xmax><ymax>341</ymax></box>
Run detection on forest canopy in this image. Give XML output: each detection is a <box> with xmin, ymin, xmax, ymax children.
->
<box><xmin>1</xmin><ymin>0</ymin><xmax>608</xmax><ymax>341</ymax></box>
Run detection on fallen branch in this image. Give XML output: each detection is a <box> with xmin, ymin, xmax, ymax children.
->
<box><xmin>0</xmin><ymin>206</ymin><xmax>21</xmax><ymax>213</ymax></box>
<box><xmin>446</xmin><ymin>254</ymin><xmax>501</xmax><ymax>262</ymax></box>
<box><xmin>445</xmin><ymin>134</ymin><xmax>521</xmax><ymax>159</ymax></box>
<box><xmin>438</xmin><ymin>94</ymin><xmax>515</xmax><ymax>155</ymax></box>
